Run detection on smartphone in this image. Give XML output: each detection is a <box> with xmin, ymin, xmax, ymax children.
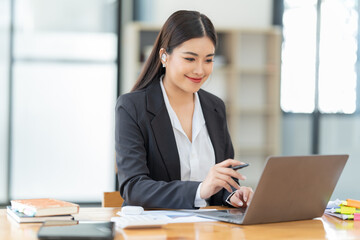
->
<box><xmin>231</xmin><ymin>163</ymin><xmax>249</xmax><ymax>170</ymax></box>
<box><xmin>38</xmin><ymin>221</ymin><xmax>114</xmax><ymax>240</ymax></box>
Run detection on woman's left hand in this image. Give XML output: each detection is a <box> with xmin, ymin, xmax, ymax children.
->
<box><xmin>229</xmin><ymin>186</ymin><xmax>254</xmax><ymax>208</ymax></box>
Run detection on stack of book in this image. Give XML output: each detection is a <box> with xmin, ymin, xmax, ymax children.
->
<box><xmin>7</xmin><ymin>198</ymin><xmax>79</xmax><ymax>223</ymax></box>
<box><xmin>325</xmin><ymin>199</ymin><xmax>360</xmax><ymax>221</ymax></box>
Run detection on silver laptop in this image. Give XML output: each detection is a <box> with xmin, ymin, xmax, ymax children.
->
<box><xmin>196</xmin><ymin>155</ymin><xmax>348</xmax><ymax>225</ymax></box>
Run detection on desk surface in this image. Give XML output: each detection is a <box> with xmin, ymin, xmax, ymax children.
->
<box><xmin>1</xmin><ymin>207</ymin><xmax>360</xmax><ymax>240</ymax></box>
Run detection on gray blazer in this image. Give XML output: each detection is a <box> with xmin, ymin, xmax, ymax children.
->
<box><xmin>115</xmin><ymin>80</ymin><xmax>235</xmax><ymax>209</ymax></box>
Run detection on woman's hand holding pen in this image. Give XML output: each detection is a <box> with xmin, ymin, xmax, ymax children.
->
<box><xmin>200</xmin><ymin>159</ymin><xmax>247</xmax><ymax>200</ymax></box>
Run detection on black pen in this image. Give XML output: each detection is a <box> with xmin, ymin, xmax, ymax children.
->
<box><xmin>231</xmin><ymin>163</ymin><xmax>249</xmax><ymax>170</ymax></box>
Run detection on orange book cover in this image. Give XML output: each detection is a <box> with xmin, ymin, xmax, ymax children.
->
<box><xmin>347</xmin><ymin>199</ymin><xmax>360</xmax><ymax>209</ymax></box>
<box><xmin>11</xmin><ymin>198</ymin><xmax>79</xmax><ymax>217</ymax></box>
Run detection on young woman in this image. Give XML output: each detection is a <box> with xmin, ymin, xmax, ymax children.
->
<box><xmin>115</xmin><ymin>10</ymin><xmax>253</xmax><ymax>209</ymax></box>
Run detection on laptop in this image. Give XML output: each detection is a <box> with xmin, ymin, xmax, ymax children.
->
<box><xmin>195</xmin><ymin>155</ymin><xmax>348</xmax><ymax>225</ymax></box>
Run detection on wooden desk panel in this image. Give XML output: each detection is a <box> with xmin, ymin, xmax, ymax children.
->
<box><xmin>1</xmin><ymin>207</ymin><xmax>360</xmax><ymax>240</ymax></box>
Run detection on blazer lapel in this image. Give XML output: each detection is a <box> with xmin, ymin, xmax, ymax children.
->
<box><xmin>146</xmin><ymin>81</ymin><xmax>181</xmax><ymax>181</ymax></box>
<box><xmin>198</xmin><ymin>91</ymin><xmax>225</xmax><ymax>164</ymax></box>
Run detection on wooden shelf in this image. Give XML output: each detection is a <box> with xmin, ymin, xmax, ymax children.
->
<box><xmin>235</xmin><ymin>67</ymin><xmax>269</xmax><ymax>75</ymax></box>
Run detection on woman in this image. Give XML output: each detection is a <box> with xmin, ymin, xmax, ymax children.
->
<box><xmin>115</xmin><ymin>10</ymin><xmax>253</xmax><ymax>209</ymax></box>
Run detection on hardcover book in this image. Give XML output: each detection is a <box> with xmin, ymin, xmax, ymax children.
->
<box><xmin>11</xmin><ymin>198</ymin><xmax>79</xmax><ymax>217</ymax></box>
<box><xmin>7</xmin><ymin>206</ymin><xmax>74</xmax><ymax>223</ymax></box>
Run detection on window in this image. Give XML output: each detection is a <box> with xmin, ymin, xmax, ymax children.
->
<box><xmin>281</xmin><ymin>0</ymin><xmax>358</xmax><ymax>114</ymax></box>
<box><xmin>9</xmin><ymin>0</ymin><xmax>118</xmax><ymax>202</ymax></box>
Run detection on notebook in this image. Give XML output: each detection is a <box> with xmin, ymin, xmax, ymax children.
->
<box><xmin>195</xmin><ymin>155</ymin><xmax>348</xmax><ymax>225</ymax></box>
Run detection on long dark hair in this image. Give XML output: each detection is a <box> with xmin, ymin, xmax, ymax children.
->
<box><xmin>131</xmin><ymin>10</ymin><xmax>217</xmax><ymax>92</ymax></box>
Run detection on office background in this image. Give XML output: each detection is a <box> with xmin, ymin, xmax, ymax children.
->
<box><xmin>0</xmin><ymin>0</ymin><xmax>359</xmax><ymax>205</ymax></box>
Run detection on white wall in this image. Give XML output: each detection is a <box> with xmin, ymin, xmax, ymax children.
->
<box><xmin>0</xmin><ymin>0</ymin><xmax>10</xmax><ymax>204</ymax></box>
<box><xmin>137</xmin><ymin>0</ymin><xmax>273</xmax><ymax>28</ymax></box>
<box><xmin>282</xmin><ymin>114</ymin><xmax>312</xmax><ymax>156</ymax></box>
<box><xmin>320</xmin><ymin>116</ymin><xmax>360</xmax><ymax>200</ymax></box>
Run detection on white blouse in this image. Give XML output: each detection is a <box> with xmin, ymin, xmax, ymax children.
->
<box><xmin>160</xmin><ymin>78</ymin><xmax>215</xmax><ymax>207</ymax></box>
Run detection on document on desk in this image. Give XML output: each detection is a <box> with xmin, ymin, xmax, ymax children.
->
<box><xmin>116</xmin><ymin>209</ymin><xmax>217</xmax><ymax>223</ymax></box>
<box><xmin>144</xmin><ymin>210</ymin><xmax>217</xmax><ymax>223</ymax></box>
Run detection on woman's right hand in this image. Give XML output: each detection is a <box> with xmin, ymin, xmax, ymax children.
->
<box><xmin>200</xmin><ymin>159</ymin><xmax>247</xmax><ymax>200</ymax></box>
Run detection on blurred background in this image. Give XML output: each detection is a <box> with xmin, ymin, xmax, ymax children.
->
<box><xmin>1</xmin><ymin>0</ymin><xmax>359</xmax><ymax>206</ymax></box>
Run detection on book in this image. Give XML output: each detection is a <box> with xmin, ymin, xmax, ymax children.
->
<box><xmin>324</xmin><ymin>210</ymin><xmax>354</xmax><ymax>220</ymax></box>
<box><xmin>7</xmin><ymin>206</ymin><xmax>74</xmax><ymax>223</ymax></box>
<box><xmin>326</xmin><ymin>198</ymin><xmax>360</xmax><ymax>221</ymax></box>
<box><xmin>11</xmin><ymin>198</ymin><xmax>79</xmax><ymax>217</ymax></box>
<box><xmin>327</xmin><ymin>206</ymin><xmax>360</xmax><ymax>214</ymax></box>
<box><xmin>347</xmin><ymin>199</ymin><xmax>360</xmax><ymax>209</ymax></box>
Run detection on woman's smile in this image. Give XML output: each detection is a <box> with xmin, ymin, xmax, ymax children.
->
<box><xmin>185</xmin><ymin>75</ymin><xmax>203</xmax><ymax>83</ymax></box>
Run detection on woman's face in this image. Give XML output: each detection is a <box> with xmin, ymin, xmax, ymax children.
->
<box><xmin>162</xmin><ymin>36</ymin><xmax>215</xmax><ymax>95</ymax></box>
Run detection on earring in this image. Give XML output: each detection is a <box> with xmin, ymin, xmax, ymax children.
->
<box><xmin>161</xmin><ymin>54</ymin><xmax>166</xmax><ymax>61</ymax></box>
<box><xmin>161</xmin><ymin>54</ymin><xmax>166</xmax><ymax>68</ymax></box>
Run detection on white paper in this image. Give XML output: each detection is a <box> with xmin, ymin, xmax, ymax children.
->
<box><xmin>116</xmin><ymin>210</ymin><xmax>217</xmax><ymax>223</ymax></box>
